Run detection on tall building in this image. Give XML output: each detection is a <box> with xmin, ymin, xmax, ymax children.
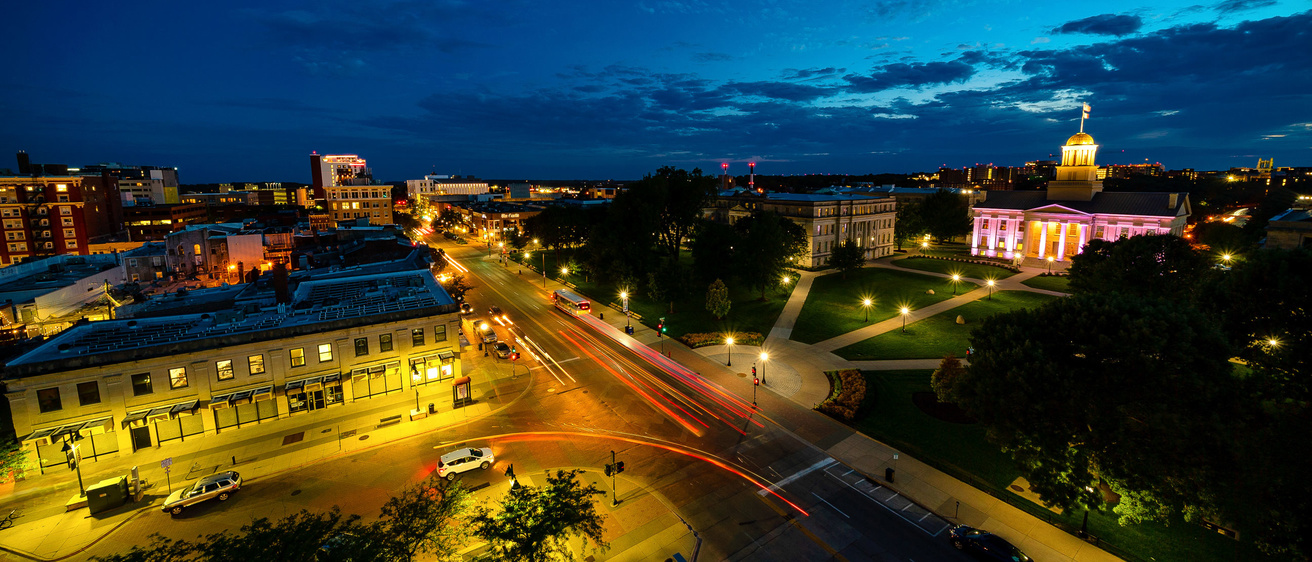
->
<box><xmin>122</xmin><ymin>203</ymin><xmax>208</xmax><ymax>241</ymax></box>
<box><xmin>310</xmin><ymin>153</ymin><xmax>374</xmax><ymax>200</ymax></box>
<box><xmin>405</xmin><ymin>175</ymin><xmax>490</xmax><ymax>200</ymax></box>
<box><xmin>970</xmin><ymin>128</ymin><xmax>1190</xmax><ymax>264</ymax></box>
<box><xmin>0</xmin><ymin>176</ymin><xmax>120</xmax><ymax>265</ymax></box>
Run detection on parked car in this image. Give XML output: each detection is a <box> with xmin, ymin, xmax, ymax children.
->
<box><xmin>949</xmin><ymin>525</ymin><xmax>1032</xmax><ymax>562</ymax></box>
<box><xmin>492</xmin><ymin>342</ymin><xmax>511</xmax><ymax>359</ymax></box>
<box><xmin>459</xmin><ymin>303</ymin><xmax>474</xmax><ymax>315</ymax></box>
<box><xmin>436</xmin><ymin>447</ymin><xmax>495</xmax><ymax>480</ymax></box>
<box><xmin>476</xmin><ymin>321</ymin><xmax>497</xmax><ymax>343</ymax></box>
<box><xmin>162</xmin><ymin>471</ymin><xmax>242</xmax><ymax>516</ymax></box>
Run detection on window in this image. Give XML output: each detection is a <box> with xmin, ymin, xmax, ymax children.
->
<box><xmin>65</xmin><ymin>240</ymin><xmax>78</xmax><ymax>249</ymax></box>
<box><xmin>412</xmin><ymin>328</ymin><xmax>425</xmax><ymax>347</ymax></box>
<box><xmin>62</xmin><ymin>217</ymin><xmax>74</xmax><ymax>226</ymax></box>
<box><xmin>248</xmin><ymin>354</ymin><xmax>265</xmax><ymax>375</ymax></box>
<box><xmin>290</xmin><ymin>348</ymin><xmax>306</xmax><ymax>367</ymax></box>
<box><xmin>193</xmin><ymin>243</ymin><xmax>201</xmax><ymax>254</ymax></box>
<box><xmin>216</xmin><ymin>359</ymin><xmax>235</xmax><ymax>381</ymax></box>
<box><xmin>60</xmin><ymin>206</ymin><xmax>72</xmax><ymax>215</ymax></box>
<box><xmin>434</xmin><ymin>325</ymin><xmax>447</xmax><ymax>342</ymax></box>
<box><xmin>74</xmin><ymin>381</ymin><xmax>102</xmax><ymax>406</ymax></box>
<box><xmin>380</xmin><ymin>333</ymin><xmax>393</xmax><ymax>352</ymax></box>
<box><xmin>168</xmin><ymin>367</ymin><xmax>189</xmax><ymax>389</ymax></box>
<box><xmin>37</xmin><ymin>388</ymin><xmax>62</xmax><ymax>413</ymax></box>
<box><xmin>63</xmin><ymin>228</ymin><xmax>76</xmax><ymax>238</ymax></box>
<box><xmin>128</xmin><ymin>258</ymin><xmax>138</xmax><ymax>267</ymax></box>
<box><xmin>355</xmin><ymin>337</ymin><xmax>369</xmax><ymax>357</ymax></box>
<box><xmin>318</xmin><ymin>343</ymin><xmax>333</xmax><ymax>362</ymax></box>
<box><xmin>131</xmin><ymin>373</ymin><xmax>153</xmax><ymax>395</ymax></box>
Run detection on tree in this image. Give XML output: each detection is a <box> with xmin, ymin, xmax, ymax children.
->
<box><xmin>929</xmin><ymin>354</ymin><xmax>966</xmax><ymax>403</ymax></box>
<box><xmin>0</xmin><ymin>437</ymin><xmax>30</xmax><ymax>483</ymax></box>
<box><xmin>471</xmin><ymin>469</ymin><xmax>609</xmax><ymax>562</ymax></box>
<box><xmin>893</xmin><ymin>200</ymin><xmax>923</xmax><ymax>251</ymax></box>
<box><xmin>630</xmin><ymin>166</ymin><xmax>717</xmax><ymax>263</ymax></box>
<box><xmin>735</xmin><ymin>211</ymin><xmax>806</xmax><ymax>300</ymax></box>
<box><xmin>647</xmin><ymin>262</ymin><xmax>691</xmax><ymax>314</ymax></box>
<box><xmin>440</xmin><ymin>273</ymin><xmax>473</xmax><ymax>302</ymax></box>
<box><xmin>589</xmin><ymin>188</ymin><xmax>659</xmax><ymax>284</ymax></box>
<box><xmin>918</xmin><ymin>189</ymin><xmax>972</xmax><ymax>242</ymax></box>
<box><xmin>690</xmin><ymin>221</ymin><xmax>738</xmax><ymax>284</ymax></box>
<box><xmin>943</xmin><ymin>292</ymin><xmax>1239</xmax><ymax>521</ymax></box>
<box><xmin>828</xmin><ymin>238</ymin><xmax>865</xmax><ymax>278</ymax></box>
<box><xmin>705</xmin><ymin>279</ymin><xmax>730</xmax><ymax>320</ymax></box>
<box><xmin>1066</xmin><ymin>234</ymin><xmax>1213</xmax><ymax>302</ymax></box>
<box><xmin>93</xmin><ymin>507</ymin><xmax>380</xmax><ymax>562</ymax></box>
<box><xmin>374</xmin><ymin>475</ymin><xmax>472</xmax><ymax>562</ymax></box>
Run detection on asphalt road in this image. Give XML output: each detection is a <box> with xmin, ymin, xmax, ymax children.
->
<box><xmin>79</xmin><ymin>238</ymin><xmax>973</xmax><ymax>561</ymax></box>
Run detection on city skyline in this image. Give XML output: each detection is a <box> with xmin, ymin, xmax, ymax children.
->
<box><xmin>2</xmin><ymin>1</ymin><xmax>1308</xmax><ymax>183</ymax></box>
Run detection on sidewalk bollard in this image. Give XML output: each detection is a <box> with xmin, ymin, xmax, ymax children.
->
<box><xmin>231</xmin><ymin>456</ymin><xmax>236</xmax><ymax>466</ymax></box>
<box><xmin>599</xmin><ymin>312</ymin><xmax>604</xmax><ymax>320</ymax></box>
<box><xmin>885</xmin><ymin>467</ymin><xmax>895</xmax><ymax>482</ymax></box>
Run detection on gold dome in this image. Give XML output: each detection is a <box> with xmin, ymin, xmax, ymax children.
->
<box><xmin>1066</xmin><ymin>132</ymin><xmax>1095</xmax><ymax>146</ymax></box>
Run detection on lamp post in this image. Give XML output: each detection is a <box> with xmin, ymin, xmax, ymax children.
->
<box><xmin>1221</xmin><ymin>253</ymin><xmax>1233</xmax><ymax>269</ymax></box>
<box><xmin>759</xmin><ymin>352</ymin><xmax>768</xmax><ymax>384</ymax></box>
<box><xmin>61</xmin><ymin>440</ymin><xmax>85</xmax><ymax>498</ymax></box>
<box><xmin>986</xmin><ymin>279</ymin><xmax>995</xmax><ymax>300</ymax></box>
<box><xmin>725</xmin><ymin>337</ymin><xmax>734</xmax><ymax>367</ymax></box>
<box><xmin>862</xmin><ymin>298</ymin><xmax>872</xmax><ymax>322</ymax></box>
<box><xmin>900</xmin><ymin>307</ymin><xmax>909</xmax><ymax>333</ymax></box>
<box><xmin>1046</xmin><ymin>255</ymin><xmax>1054</xmax><ymax>274</ymax></box>
<box><xmin>620</xmin><ymin>291</ymin><xmax>630</xmax><ymax>330</ymax></box>
<box><xmin>951</xmin><ymin>274</ymin><xmax>960</xmax><ymax>295</ymax></box>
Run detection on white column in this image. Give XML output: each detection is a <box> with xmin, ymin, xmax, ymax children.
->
<box><xmin>988</xmin><ymin>219</ymin><xmax>1000</xmax><ymax>256</ymax></box>
<box><xmin>1005</xmin><ymin>219</ymin><xmax>1018</xmax><ymax>253</ymax></box>
<box><xmin>1077</xmin><ymin>223</ymin><xmax>1087</xmax><ymax>254</ymax></box>
<box><xmin>1037</xmin><ymin>221</ymin><xmax>1048</xmax><ymax>258</ymax></box>
<box><xmin>971</xmin><ymin>218</ymin><xmax>982</xmax><ymax>255</ymax></box>
<box><xmin>1057</xmin><ymin>222</ymin><xmax>1069</xmax><ymax>260</ymax></box>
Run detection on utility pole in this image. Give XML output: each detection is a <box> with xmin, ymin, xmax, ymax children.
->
<box><xmin>604</xmin><ymin>450</ymin><xmax>625</xmax><ymax>507</ymax></box>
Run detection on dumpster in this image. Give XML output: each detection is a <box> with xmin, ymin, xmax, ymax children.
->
<box><xmin>86</xmin><ymin>476</ymin><xmax>128</xmax><ymax>514</ymax></box>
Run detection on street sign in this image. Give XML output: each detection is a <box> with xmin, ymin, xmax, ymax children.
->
<box><xmin>161</xmin><ymin>457</ymin><xmax>173</xmax><ymax>471</ymax></box>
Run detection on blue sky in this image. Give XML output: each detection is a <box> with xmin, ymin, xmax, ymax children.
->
<box><xmin>2</xmin><ymin>1</ymin><xmax>1308</xmax><ymax>183</ymax></box>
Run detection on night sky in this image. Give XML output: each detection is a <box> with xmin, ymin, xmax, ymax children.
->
<box><xmin>2</xmin><ymin>1</ymin><xmax>1308</xmax><ymax>183</ymax></box>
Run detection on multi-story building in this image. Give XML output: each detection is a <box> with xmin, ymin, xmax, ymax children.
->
<box><xmin>704</xmin><ymin>192</ymin><xmax>897</xmax><ymax>268</ymax></box>
<box><xmin>406</xmin><ymin>175</ymin><xmax>490</xmax><ymax>200</ymax></box>
<box><xmin>1103</xmin><ymin>163</ymin><xmax>1165</xmax><ymax>179</ymax></box>
<box><xmin>970</xmin><ymin>129</ymin><xmax>1190</xmax><ymax>265</ymax></box>
<box><xmin>1264</xmin><ymin>207</ymin><xmax>1312</xmax><ymax>250</ymax></box>
<box><xmin>325</xmin><ymin>185</ymin><xmax>393</xmax><ymax>226</ymax></box>
<box><xmin>310</xmin><ymin>153</ymin><xmax>374</xmax><ymax>200</ymax></box>
<box><xmin>122</xmin><ymin>203</ymin><xmax>207</xmax><ymax>241</ymax></box>
<box><xmin>0</xmin><ymin>176</ymin><xmax>121</xmax><ymax>265</ymax></box>
<box><xmin>121</xmin><ymin>242</ymin><xmax>169</xmax><ymax>283</ymax></box>
<box><xmin>4</xmin><ymin>258</ymin><xmax>462</xmax><ymax>475</ymax></box>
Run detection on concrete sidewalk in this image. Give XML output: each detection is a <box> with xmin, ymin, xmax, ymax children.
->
<box><xmin>0</xmin><ymin>355</ymin><xmax>529</xmax><ymax>561</ymax></box>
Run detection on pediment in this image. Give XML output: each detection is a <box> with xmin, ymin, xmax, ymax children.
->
<box><xmin>1026</xmin><ymin>204</ymin><xmax>1091</xmax><ymax>215</ymax></box>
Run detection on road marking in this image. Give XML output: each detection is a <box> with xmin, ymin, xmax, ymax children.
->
<box><xmin>811</xmin><ymin>493</ymin><xmax>850</xmax><ymax>519</ymax></box>
<box><xmin>757</xmin><ymin>458</ymin><xmax>837</xmax><ymax>496</ymax></box>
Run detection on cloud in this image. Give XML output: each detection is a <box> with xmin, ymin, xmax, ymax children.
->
<box><xmin>842</xmin><ymin>61</ymin><xmax>976</xmax><ymax>93</ymax></box>
<box><xmin>1031</xmin><ymin>37</ymin><xmax>1050</xmax><ymax>44</ymax></box>
<box><xmin>781</xmin><ymin>67</ymin><xmax>845</xmax><ymax>80</ymax></box>
<box><xmin>692</xmin><ymin>52</ymin><xmax>734</xmax><ymax>62</ymax></box>
<box><xmin>1052</xmin><ymin>14</ymin><xmax>1144</xmax><ymax>36</ymax></box>
<box><xmin>1213</xmin><ymin>0</ymin><xmax>1276</xmax><ymax>13</ymax></box>
<box><xmin>719</xmin><ymin>81</ymin><xmax>838</xmax><ymax>102</ymax></box>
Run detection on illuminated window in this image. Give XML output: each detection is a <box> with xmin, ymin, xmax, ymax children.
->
<box><xmin>380</xmin><ymin>333</ymin><xmax>393</xmax><ymax>352</ymax></box>
<box><xmin>248</xmin><ymin>354</ymin><xmax>265</xmax><ymax>375</ymax></box>
<box><xmin>434</xmin><ymin>325</ymin><xmax>447</xmax><ymax>342</ymax></box>
<box><xmin>55</xmin><ymin>184</ymin><xmax>68</xmax><ymax>192</ymax></box>
<box><xmin>412</xmin><ymin>328</ymin><xmax>425</xmax><ymax>347</ymax></box>
<box><xmin>216</xmin><ymin>359</ymin><xmax>234</xmax><ymax>381</ymax></box>
<box><xmin>131</xmin><ymin>373</ymin><xmax>152</xmax><ymax>395</ymax></box>
<box><xmin>59</xmin><ymin>206</ymin><xmax>72</xmax><ymax>215</ymax></box>
<box><xmin>193</xmin><ymin>243</ymin><xmax>201</xmax><ymax>254</ymax></box>
<box><xmin>169</xmin><ymin>367</ymin><xmax>188</xmax><ymax>389</ymax></box>
<box><xmin>318</xmin><ymin>343</ymin><xmax>333</xmax><ymax>362</ymax></box>
<box><xmin>290</xmin><ymin>348</ymin><xmax>305</xmax><ymax>367</ymax></box>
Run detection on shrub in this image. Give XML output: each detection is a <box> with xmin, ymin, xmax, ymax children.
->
<box><xmin>678</xmin><ymin>332</ymin><xmax>764</xmax><ymax>348</ymax></box>
<box><xmin>815</xmin><ymin>369</ymin><xmax>867</xmax><ymax>423</ymax></box>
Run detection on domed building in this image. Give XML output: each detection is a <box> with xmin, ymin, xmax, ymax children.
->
<box><xmin>969</xmin><ymin>128</ymin><xmax>1190</xmax><ymax>265</ymax></box>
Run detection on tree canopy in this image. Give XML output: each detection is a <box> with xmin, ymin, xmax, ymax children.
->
<box><xmin>828</xmin><ymin>238</ymin><xmax>866</xmax><ymax>278</ymax></box>
<box><xmin>733</xmin><ymin>211</ymin><xmax>806</xmax><ymax>299</ymax></box>
<box><xmin>1066</xmin><ymin>234</ymin><xmax>1213</xmax><ymax>301</ymax></box>
<box><xmin>471</xmin><ymin>469</ymin><xmax>609</xmax><ymax>562</ymax></box>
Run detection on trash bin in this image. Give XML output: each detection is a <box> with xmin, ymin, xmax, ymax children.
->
<box><xmin>428</xmin><ymin>403</ymin><xmax>437</xmax><ymax>415</ymax></box>
<box><xmin>600</xmin><ymin>312</ymin><xmax>605</xmax><ymax>320</ymax></box>
<box><xmin>885</xmin><ymin>467</ymin><xmax>895</xmax><ymax>483</ymax></box>
<box><xmin>87</xmin><ymin>476</ymin><xmax>128</xmax><ymax>514</ymax></box>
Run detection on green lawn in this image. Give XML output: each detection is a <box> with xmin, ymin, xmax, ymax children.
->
<box><xmin>835</xmin><ymin>291</ymin><xmax>1057</xmax><ymax>360</ymax></box>
<box><xmin>1021</xmin><ymin>275</ymin><xmax>1071</xmax><ymax>293</ymax></box>
<box><xmin>914</xmin><ymin>242</ymin><xmax>973</xmax><ymax>259</ymax></box>
<box><xmin>790</xmin><ymin>268</ymin><xmax>958</xmax><ymax>344</ymax></box>
<box><xmin>511</xmin><ymin>248</ymin><xmax>794</xmax><ymax>339</ymax></box>
<box><xmin>856</xmin><ymin>370</ymin><xmax>1272</xmax><ymax>562</ymax></box>
<box><xmin>892</xmin><ymin>256</ymin><xmax>1017</xmax><ymax>280</ymax></box>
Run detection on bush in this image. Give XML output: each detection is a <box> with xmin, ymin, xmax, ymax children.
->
<box><xmin>815</xmin><ymin>369</ymin><xmax>867</xmax><ymax>422</ymax></box>
<box><xmin>678</xmin><ymin>332</ymin><xmax>764</xmax><ymax>348</ymax></box>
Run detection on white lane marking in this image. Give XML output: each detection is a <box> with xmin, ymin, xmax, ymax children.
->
<box><xmin>812</xmin><ymin>492</ymin><xmax>850</xmax><ymax>519</ymax></box>
<box><xmin>757</xmin><ymin>458</ymin><xmax>837</xmax><ymax>496</ymax></box>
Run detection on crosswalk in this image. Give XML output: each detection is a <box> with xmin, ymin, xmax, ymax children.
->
<box><xmin>822</xmin><ymin>463</ymin><xmax>953</xmax><ymax>536</ymax></box>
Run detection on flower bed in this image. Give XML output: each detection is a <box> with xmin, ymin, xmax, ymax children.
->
<box><xmin>678</xmin><ymin>332</ymin><xmax>764</xmax><ymax>349</ymax></box>
<box><xmin>912</xmin><ymin>254</ymin><xmax>1021</xmax><ymax>273</ymax></box>
<box><xmin>815</xmin><ymin>369</ymin><xmax>867</xmax><ymax>423</ymax></box>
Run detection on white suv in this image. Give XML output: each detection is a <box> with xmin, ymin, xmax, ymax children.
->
<box><xmin>436</xmin><ymin>447</ymin><xmax>494</xmax><ymax>480</ymax></box>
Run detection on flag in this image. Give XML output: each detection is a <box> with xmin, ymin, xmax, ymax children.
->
<box><xmin>1082</xmin><ymin>102</ymin><xmax>1091</xmax><ymax>119</ymax></box>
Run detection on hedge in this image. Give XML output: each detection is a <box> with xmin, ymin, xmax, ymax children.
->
<box><xmin>815</xmin><ymin>369</ymin><xmax>867</xmax><ymax>423</ymax></box>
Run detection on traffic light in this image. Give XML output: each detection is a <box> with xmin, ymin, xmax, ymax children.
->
<box><xmin>615</xmin><ymin>461</ymin><xmax>625</xmax><ymax>474</ymax></box>
<box><xmin>657</xmin><ymin>317</ymin><xmax>665</xmax><ymax>337</ymax></box>
<box><xmin>752</xmin><ymin>366</ymin><xmax>756</xmax><ymax>377</ymax></box>
<box><xmin>754</xmin><ymin>377</ymin><xmax>759</xmax><ymax>386</ymax></box>
<box><xmin>509</xmin><ymin>352</ymin><xmax>520</xmax><ymax>361</ymax></box>
<box><xmin>604</xmin><ymin>463</ymin><xmax>614</xmax><ymax>476</ymax></box>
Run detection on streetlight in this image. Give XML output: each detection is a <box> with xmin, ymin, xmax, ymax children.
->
<box><xmin>759</xmin><ymin>352</ymin><xmax>768</xmax><ymax>384</ymax></box>
<box><xmin>1046</xmin><ymin>255</ymin><xmax>1054</xmax><ymax>274</ymax></box>
<box><xmin>560</xmin><ymin>267</ymin><xmax>569</xmax><ymax>279</ymax></box>
<box><xmin>620</xmin><ymin>291</ymin><xmax>631</xmax><ymax>330</ymax></box>
<box><xmin>899</xmin><ymin>307</ymin><xmax>909</xmax><ymax>333</ymax></box>
<box><xmin>725</xmin><ymin>336</ymin><xmax>735</xmax><ymax>367</ymax></box>
<box><xmin>986</xmin><ymin>279</ymin><xmax>995</xmax><ymax>300</ymax></box>
<box><xmin>1267</xmin><ymin>337</ymin><xmax>1280</xmax><ymax>348</ymax></box>
<box><xmin>61</xmin><ymin>440</ymin><xmax>85</xmax><ymax>498</ymax></box>
<box><xmin>862</xmin><ymin>298</ymin><xmax>872</xmax><ymax>322</ymax></box>
<box><xmin>951</xmin><ymin>274</ymin><xmax>961</xmax><ymax>295</ymax></box>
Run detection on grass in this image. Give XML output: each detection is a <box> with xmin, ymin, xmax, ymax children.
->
<box><xmin>835</xmin><ymin>291</ymin><xmax>1057</xmax><ymax>360</ymax></box>
<box><xmin>856</xmin><ymin>369</ymin><xmax>1272</xmax><ymax>562</ymax></box>
<box><xmin>790</xmin><ymin>268</ymin><xmax>958</xmax><ymax>344</ymax></box>
<box><xmin>891</xmin><ymin>256</ymin><xmax>1017</xmax><ymax>280</ymax></box>
<box><xmin>1021</xmin><ymin>275</ymin><xmax>1072</xmax><ymax>293</ymax></box>
<box><xmin>511</xmin><ymin>248</ymin><xmax>794</xmax><ymax>339</ymax></box>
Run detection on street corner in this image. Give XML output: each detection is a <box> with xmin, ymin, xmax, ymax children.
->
<box><xmin>0</xmin><ymin>500</ymin><xmax>152</xmax><ymax>561</ymax></box>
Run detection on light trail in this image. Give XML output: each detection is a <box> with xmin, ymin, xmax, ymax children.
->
<box><xmin>557</xmin><ymin>330</ymin><xmax>705</xmax><ymax>436</ymax></box>
<box><xmin>443</xmin><ymin>253</ymin><xmax>469</xmax><ymax>273</ymax></box>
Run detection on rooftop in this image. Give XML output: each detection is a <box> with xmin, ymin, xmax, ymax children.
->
<box><xmin>765</xmin><ymin>192</ymin><xmax>889</xmax><ymax>203</ymax></box>
<box><xmin>974</xmin><ymin>191</ymin><xmax>1188</xmax><ymax>216</ymax></box>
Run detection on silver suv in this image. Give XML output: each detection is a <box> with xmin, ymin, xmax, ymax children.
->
<box><xmin>162</xmin><ymin>470</ymin><xmax>241</xmax><ymax>516</ymax></box>
<box><xmin>436</xmin><ymin>447</ymin><xmax>494</xmax><ymax>480</ymax></box>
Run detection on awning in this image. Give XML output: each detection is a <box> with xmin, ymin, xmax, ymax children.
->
<box><xmin>322</xmin><ymin>373</ymin><xmax>341</xmax><ymax>383</ymax></box>
<box><xmin>286</xmin><ymin>376</ymin><xmax>322</xmax><ymax>392</ymax></box>
<box><xmin>170</xmin><ymin>400</ymin><xmax>200</xmax><ymax>416</ymax></box>
<box><xmin>253</xmin><ymin>386</ymin><xmax>274</xmax><ymax>401</ymax></box>
<box><xmin>122</xmin><ymin>410</ymin><xmax>149</xmax><ymax>428</ymax></box>
<box><xmin>230</xmin><ymin>390</ymin><xmax>254</xmax><ymax>404</ymax></box>
<box><xmin>20</xmin><ymin>427</ymin><xmax>58</xmax><ymax>445</ymax></box>
<box><xmin>50</xmin><ymin>425</ymin><xmax>81</xmax><ymax>442</ymax></box>
<box><xmin>78</xmin><ymin>417</ymin><xmax>113</xmax><ymax>435</ymax></box>
<box><xmin>146</xmin><ymin>406</ymin><xmax>173</xmax><ymax>422</ymax></box>
<box><xmin>438</xmin><ymin>351</ymin><xmax>456</xmax><ymax>363</ymax></box>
